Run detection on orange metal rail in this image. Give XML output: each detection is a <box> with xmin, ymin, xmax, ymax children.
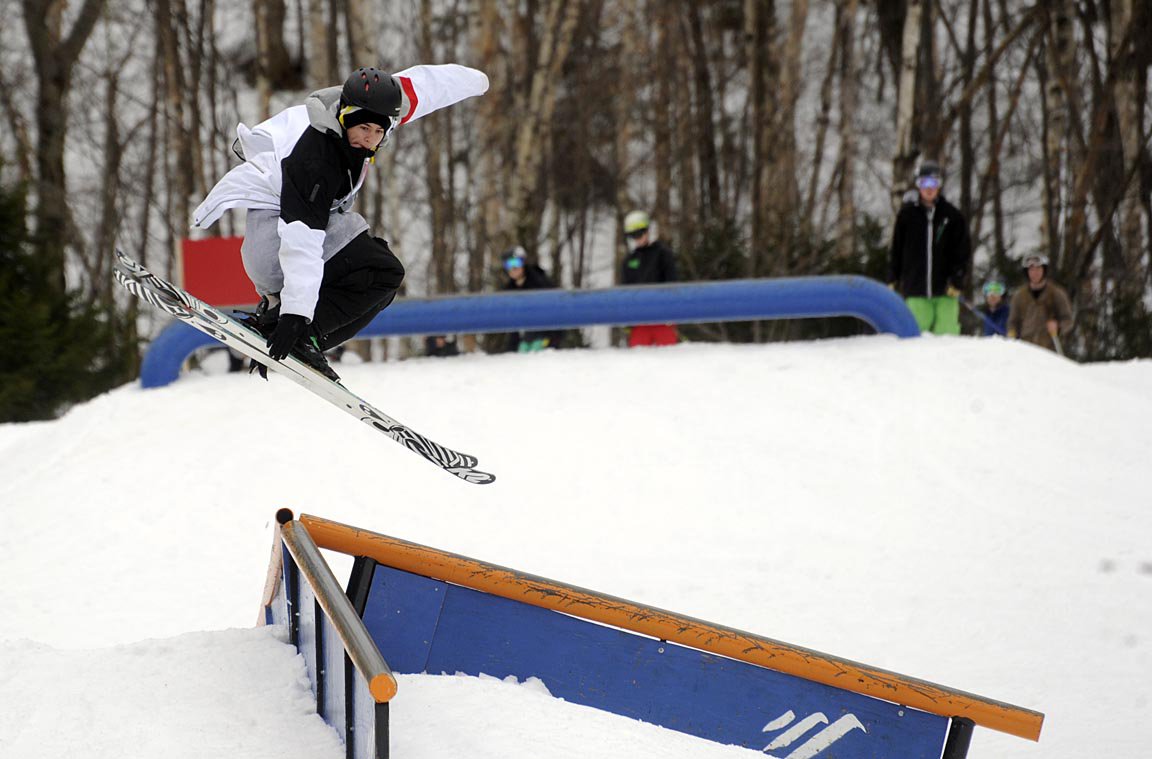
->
<box><xmin>297</xmin><ymin>512</ymin><xmax>1043</xmax><ymax>741</ymax></box>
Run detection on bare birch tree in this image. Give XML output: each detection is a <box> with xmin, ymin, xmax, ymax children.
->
<box><xmin>891</xmin><ymin>0</ymin><xmax>923</xmax><ymax>204</ymax></box>
<box><xmin>1040</xmin><ymin>0</ymin><xmax>1075</xmax><ymax>264</ymax></box>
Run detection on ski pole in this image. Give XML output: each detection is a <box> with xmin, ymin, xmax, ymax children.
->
<box><xmin>958</xmin><ymin>298</ymin><xmax>1007</xmax><ymax>336</ymax></box>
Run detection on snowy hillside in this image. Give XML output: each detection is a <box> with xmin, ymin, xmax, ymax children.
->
<box><xmin>2</xmin><ymin>336</ymin><xmax>1150</xmax><ymax>758</ymax></box>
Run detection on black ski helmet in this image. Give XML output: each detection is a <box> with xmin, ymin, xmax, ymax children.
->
<box><xmin>339</xmin><ymin>67</ymin><xmax>402</xmax><ymax>129</ymax></box>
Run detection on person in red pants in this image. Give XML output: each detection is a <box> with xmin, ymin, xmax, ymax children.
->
<box><xmin>621</xmin><ymin>210</ymin><xmax>679</xmax><ymax>347</ymax></box>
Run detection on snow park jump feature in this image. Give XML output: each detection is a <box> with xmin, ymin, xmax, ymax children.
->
<box><xmin>138</xmin><ymin>276</ymin><xmax>921</xmax><ymax>388</ymax></box>
<box><xmin>264</xmin><ymin>511</ymin><xmax>1044</xmax><ymax>759</ymax></box>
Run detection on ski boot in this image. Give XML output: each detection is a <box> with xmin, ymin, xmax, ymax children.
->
<box><xmin>288</xmin><ymin>333</ymin><xmax>342</xmax><ymax>383</ymax></box>
<box><xmin>237</xmin><ymin>295</ymin><xmax>341</xmax><ymax>383</ymax></box>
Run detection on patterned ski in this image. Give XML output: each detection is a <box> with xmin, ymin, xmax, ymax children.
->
<box><xmin>114</xmin><ymin>250</ymin><xmax>495</xmax><ymax>485</ymax></box>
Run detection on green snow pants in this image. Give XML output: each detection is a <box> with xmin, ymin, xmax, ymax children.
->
<box><xmin>906</xmin><ymin>296</ymin><xmax>961</xmax><ymax>335</ymax></box>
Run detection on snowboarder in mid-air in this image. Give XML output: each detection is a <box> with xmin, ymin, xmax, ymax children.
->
<box><xmin>192</xmin><ymin>64</ymin><xmax>488</xmax><ymax>381</ymax></box>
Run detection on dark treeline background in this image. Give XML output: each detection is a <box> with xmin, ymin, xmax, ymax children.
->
<box><xmin>1</xmin><ymin>0</ymin><xmax>1150</xmax><ymax>421</ymax></box>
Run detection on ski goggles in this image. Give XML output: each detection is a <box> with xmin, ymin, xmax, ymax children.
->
<box><xmin>982</xmin><ymin>281</ymin><xmax>1006</xmax><ymax>297</ymax></box>
<box><xmin>916</xmin><ymin>175</ymin><xmax>941</xmax><ymax>190</ymax></box>
<box><xmin>503</xmin><ymin>256</ymin><xmax>525</xmax><ymax>271</ymax></box>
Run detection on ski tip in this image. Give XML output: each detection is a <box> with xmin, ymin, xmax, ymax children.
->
<box><xmin>456</xmin><ymin>469</ymin><xmax>496</xmax><ymax>485</ymax></box>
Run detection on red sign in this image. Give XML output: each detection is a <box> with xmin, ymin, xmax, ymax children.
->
<box><xmin>181</xmin><ymin>237</ymin><xmax>260</xmax><ymax>307</ymax></box>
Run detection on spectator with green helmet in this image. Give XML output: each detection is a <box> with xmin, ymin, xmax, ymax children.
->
<box><xmin>887</xmin><ymin>160</ymin><xmax>972</xmax><ymax>335</ymax></box>
<box><xmin>979</xmin><ymin>280</ymin><xmax>1010</xmax><ymax>336</ymax></box>
<box><xmin>620</xmin><ymin>209</ymin><xmax>679</xmax><ymax>347</ymax></box>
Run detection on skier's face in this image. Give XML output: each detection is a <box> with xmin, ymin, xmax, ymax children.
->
<box><xmin>347</xmin><ymin>123</ymin><xmax>387</xmax><ymax>150</ymax></box>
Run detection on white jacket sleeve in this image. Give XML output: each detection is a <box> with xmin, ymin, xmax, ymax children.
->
<box><xmin>394</xmin><ymin>64</ymin><xmax>489</xmax><ymax>125</ymax></box>
<box><xmin>276</xmin><ymin>218</ymin><xmax>326</xmax><ymax>320</ymax></box>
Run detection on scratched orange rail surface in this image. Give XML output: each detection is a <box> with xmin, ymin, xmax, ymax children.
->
<box><xmin>297</xmin><ymin>512</ymin><xmax>1044</xmax><ymax>741</ymax></box>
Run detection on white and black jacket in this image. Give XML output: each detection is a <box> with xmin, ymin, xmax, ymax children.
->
<box><xmin>192</xmin><ymin>64</ymin><xmax>489</xmax><ymax>320</ymax></box>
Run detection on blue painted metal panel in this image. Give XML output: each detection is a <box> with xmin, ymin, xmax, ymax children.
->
<box><xmin>264</xmin><ymin>576</ymin><xmax>286</xmax><ymax>628</ymax></box>
<box><xmin>138</xmin><ymin>277</ymin><xmax>919</xmax><ymax>387</ymax></box>
<box><xmin>362</xmin><ymin>566</ymin><xmax>948</xmax><ymax>758</ymax></box>
<box><xmin>359</xmin><ymin>565</ymin><xmax>446</xmax><ymax>674</ymax></box>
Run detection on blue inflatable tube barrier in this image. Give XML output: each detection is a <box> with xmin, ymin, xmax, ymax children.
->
<box><xmin>139</xmin><ymin>276</ymin><xmax>919</xmax><ymax>388</ymax></box>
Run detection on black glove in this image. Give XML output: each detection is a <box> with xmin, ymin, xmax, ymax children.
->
<box><xmin>267</xmin><ymin>314</ymin><xmax>309</xmax><ymax>361</ymax></box>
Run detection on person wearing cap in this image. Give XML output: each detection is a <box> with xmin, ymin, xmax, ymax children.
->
<box><xmin>978</xmin><ymin>281</ymin><xmax>1010</xmax><ymax>336</ymax></box>
<box><xmin>620</xmin><ymin>210</ymin><xmax>679</xmax><ymax>347</ymax></box>
<box><xmin>500</xmin><ymin>247</ymin><xmax>563</xmax><ymax>352</ymax></box>
<box><xmin>192</xmin><ymin>64</ymin><xmax>489</xmax><ymax>381</ymax></box>
<box><xmin>1007</xmin><ymin>254</ymin><xmax>1073</xmax><ymax>353</ymax></box>
<box><xmin>887</xmin><ymin>160</ymin><xmax>971</xmax><ymax>335</ymax></box>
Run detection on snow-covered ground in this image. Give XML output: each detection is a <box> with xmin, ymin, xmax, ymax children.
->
<box><xmin>2</xmin><ymin>336</ymin><xmax>1150</xmax><ymax>758</ymax></box>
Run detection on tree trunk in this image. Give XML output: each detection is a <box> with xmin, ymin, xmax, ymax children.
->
<box><xmin>0</xmin><ymin>65</ymin><xmax>35</xmax><ymax>182</ymax></box>
<box><xmin>914</xmin><ymin>1</ymin><xmax>942</xmax><ymax>160</ymax></box>
<box><xmin>745</xmin><ymin>0</ymin><xmax>773</xmax><ymax>276</ymax></box>
<box><xmin>21</xmin><ymin>0</ymin><xmax>106</xmax><ymax>296</ymax></box>
<box><xmin>834</xmin><ymin>0</ymin><xmax>858</xmax><ymax>261</ymax></box>
<box><xmin>156</xmin><ymin>0</ymin><xmax>194</xmax><ymax>259</ymax></box>
<box><xmin>95</xmin><ymin>66</ymin><xmax>124</xmax><ymax>310</ymax></box>
<box><xmin>682</xmin><ymin>2</ymin><xmax>722</xmax><ymax>223</ymax></box>
<box><xmin>1041</xmin><ymin>0</ymin><xmax>1075</xmax><ymax>265</ymax></box>
<box><xmin>344</xmin><ymin>0</ymin><xmax>376</xmax><ymax>68</ymax></box>
<box><xmin>306</xmin><ymin>0</ymin><xmax>334</xmax><ymax>88</ymax></box>
<box><xmin>652</xmin><ymin>0</ymin><xmax>674</xmax><ymax>235</ymax></box>
<box><xmin>983</xmin><ymin>0</ymin><xmax>1006</xmax><ymax>272</ymax></box>
<box><xmin>506</xmin><ymin>0</ymin><xmax>582</xmax><ymax>251</ymax></box>
<box><xmin>473</xmin><ymin>0</ymin><xmax>503</xmax><ymax>289</ymax></box>
<box><xmin>254</xmin><ymin>0</ymin><xmax>294</xmax><ymax>114</ymax></box>
<box><xmin>418</xmin><ymin>0</ymin><xmax>455</xmax><ymax>293</ymax></box>
<box><xmin>1111</xmin><ymin>0</ymin><xmax>1145</xmax><ymax>283</ymax></box>
<box><xmin>957</xmin><ymin>0</ymin><xmax>979</xmax><ymax>222</ymax></box>
<box><xmin>612</xmin><ymin>0</ymin><xmax>640</xmax><ymax>281</ymax></box>
<box><xmin>892</xmin><ymin>0</ymin><xmax>923</xmax><ymax>206</ymax></box>
<box><xmin>775</xmin><ymin>0</ymin><xmax>807</xmax><ymax>268</ymax></box>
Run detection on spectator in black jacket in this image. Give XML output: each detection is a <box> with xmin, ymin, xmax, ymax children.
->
<box><xmin>501</xmin><ymin>247</ymin><xmax>563</xmax><ymax>352</ymax></box>
<box><xmin>887</xmin><ymin>161</ymin><xmax>971</xmax><ymax>335</ymax></box>
<box><xmin>621</xmin><ymin>210</ymin><xmax>679</xmax><ymax>347</ymax></box>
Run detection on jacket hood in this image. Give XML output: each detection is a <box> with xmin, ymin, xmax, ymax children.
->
<box><xmin>304</xmin><ymin>86</ymin><xmax>344</xmax><ymax>136</ymax></box>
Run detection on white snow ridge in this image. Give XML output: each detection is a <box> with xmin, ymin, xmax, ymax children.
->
<box><xmin>1</xmin><ymin>336</ymin><xmax>1149</xmax><ymax>758</ymax></box>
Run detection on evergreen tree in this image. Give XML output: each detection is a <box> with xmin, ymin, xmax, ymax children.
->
<box><xmin>0</xmin><ymin>169</ymin><xmax>133</xmax><ymax>422</ymax></box>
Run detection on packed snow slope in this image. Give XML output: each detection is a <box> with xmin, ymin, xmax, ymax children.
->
<box><xmin>1</xmin><ymin>335</ymin><xmax>1149</xmax><ymax>758</ymax></box>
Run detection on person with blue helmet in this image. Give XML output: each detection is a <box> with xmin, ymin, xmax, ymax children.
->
<box><xmin>500</xmin><ymin>247</ymin><xmax>563</xmax><ymax>352</ymax></box>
